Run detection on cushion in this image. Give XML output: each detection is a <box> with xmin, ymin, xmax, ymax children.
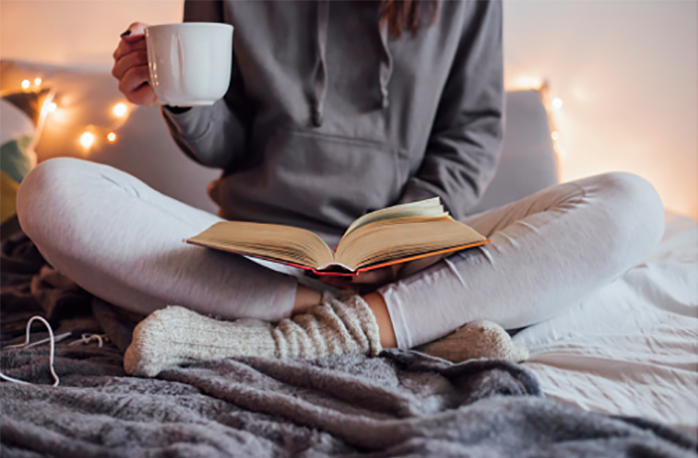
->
<box><xmin>469</xmin><ymin>89</ymin><xmax>560</xmax><ymax>214</ymax></box>
<box><xmin>0</xmin><ymin>60</ymin><xmax>559</xmax><ymax>217</ymax></box>
<box><xmin>0</xmin><ymin>87</ymin><xmax>52</xmax><ymax>223</ymax></box>
<box><xmin>0</xmin><ymin>60</ymin><xmax>220</xmax><ymax>213</ymax></box>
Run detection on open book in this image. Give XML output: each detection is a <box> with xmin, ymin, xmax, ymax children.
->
<box><xmin>186</xmin><ymin>198</ymin><xmax>489</xmax><ymax>276</ymax></box>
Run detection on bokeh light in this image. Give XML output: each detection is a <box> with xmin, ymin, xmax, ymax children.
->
<box><xmin>79</xmin><ymin>131</ymin><xmax>96</xmax><ymax>149</ymax></box>
<box><xmin>112</xmin><ymin>102</ymin><xmax>128</xmax><ymax>118</ymax></box>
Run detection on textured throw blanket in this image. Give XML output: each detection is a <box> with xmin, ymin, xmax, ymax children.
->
<box><xmin>1</xmin><ymin>233</ymin><xmax>696</xmax><ymax>457</ymax></box>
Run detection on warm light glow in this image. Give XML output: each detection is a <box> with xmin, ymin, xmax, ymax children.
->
<box><xmin>572</xmin><ymin>87</ymin><xmax>587</xmax><ymax>103</ymax></box>
<box><xmin>112</xmin><ymin>102</ymin><xmax>128</xmax><ymax>118</ymax></box>
<box><xmin>45</xmin><ymin>102</ymin><xmax>57</xmax><ymax>113</ymax></box>
<box><xmin>552</xmin><ymin>98</ymin><xmax>563</xmax><ymax>109</ymax></box>
<box><xmin>79</xmin><ymin>131</ymin><xmax>96</xmax><ymax>149</ymax></box>
<box><xmin>34</xmin><ymin>77</ymin><xmax>42</xmax><ymax>86</ymax></box>
<box><xmin>21</xmin><ymin>80</ymin><xmax>30</xmax><ymax>90</ymax></box>
<box><xmin>511</xmin><ymin>75</ymin><xmax>544</xmax><ymax>90</ymax></box>
<box><xmin>107</xmin><ymin>132</ymin><xmax>117</xmax><ymax>142</ymax></box>
<box><xmin>551</xmin><ymin>131</ymin><xmax>561</xmax><ymax>141</ymax></box>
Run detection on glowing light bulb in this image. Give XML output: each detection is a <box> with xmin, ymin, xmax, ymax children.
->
<box><xmin>552</xmin><ymin>98</ymin><xmax>563</xmax><ymax>109</ymax></box>
<box><xmin>551</xmin><ymin>131</ymin><xmax>560</xmax><ymax>141</ymax></box>
<box><xmin>45</xmin><ymin>102</ymin><xmax>57</xmax><ymax>113</ymax></box>
<box><xmin>79</xmin><ymin>131</ymin><xmax>96</xmax><ymax>149</ymax></box>
<box><xmin>112</xmin><ymin>102</ymin><xmax>128</xmax><ymax>118</ymax></box>
<box><xmin>21</xmin><ymin>80</ymin><xmax>30</xmax><ymax>90</ymax></box>
<box><xmin>34</xmin><ymin>77</ymin><xmax>42</xmax><ymax>86</ymax></box>
<box><xmin>107</xmin><ymin>132</ymin><xmax>117</xmax><ymax>142</ymax></box>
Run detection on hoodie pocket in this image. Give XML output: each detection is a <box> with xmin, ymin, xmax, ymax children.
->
<box><xmin>265</xmin><ymin>129</ymin><xmax>401</xmax><ymax>227</ymax></box>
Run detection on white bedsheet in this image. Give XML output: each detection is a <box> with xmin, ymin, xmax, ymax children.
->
<box><xmin>514</xmin><ymin>212</ymin><xmax>698</xmax><ymax>437</ymax></box>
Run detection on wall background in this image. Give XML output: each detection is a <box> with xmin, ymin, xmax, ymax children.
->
<box><xmin>1</xmin><ymin>0</ymin><xmax>696</xmax><ymax>218</ymax></box>
<box><xmin>504</xmin><ymin>0</ymin><xmax>697</xmax><ymax>219</ymax></box>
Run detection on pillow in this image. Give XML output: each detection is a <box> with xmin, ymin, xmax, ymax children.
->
<box><xmin>0</xmin><ymin>59</ymin><xmax>220</xmax><ymax>213</ymax></box>
<box><xmin>0</xmin><ymin>61</ymin><xmax>560</xmax><ymax>218</ymax></box>
<box><xmin>469</xmin><ymin>89</ymin><xmax>560</xmax><ymax>214</ymax></box>
<box><xmin>0</xmin><ymin>88</ymin><xmax>52</xmax><ymax>224</ymax></box>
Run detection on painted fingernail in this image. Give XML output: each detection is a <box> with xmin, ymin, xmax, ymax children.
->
<box><xmin>120</xmin><ymin>30</ymin><xmax>131</xmax><ymax>37</ymax></box>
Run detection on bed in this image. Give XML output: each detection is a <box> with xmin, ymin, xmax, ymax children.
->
<box><xmin>517</xmin><ymin>211</ymin><xmax>698</xmax><ymax>436</ymax></box>
<box><xmin>1</xmin><ymin>60</ymin><xmax>696</xmax><ymax>455</ymax></box>
<box><xmin>1</xmin><ymin>223</ymin><xmax>696</xmax><ymax>456</ymax></box>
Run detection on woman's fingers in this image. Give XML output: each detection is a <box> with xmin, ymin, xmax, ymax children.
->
<box><xmin>128</xmin><ymin>83</ymin><xmax>157</xmax><ymax>106</ymax></box>
<box><xmin>112</xmin><ymin>22</ymin><xmax>154</xmax><ymax>104</ymax></box>
<box><xmin>118</xmin><ymin>65</ymin><xmax>153</xmax><ymax>102</ymax></box>
<box><xmin>123</xmin><ymin>22</ymin><xmax>148</xmax><ymax>38</ymax></box>
<box><xmin>113</xmin><ymin>37</ymin><xmax>147</xmax><ymax>61</ymax></box>
<box><xmin>114</xmin><ymin>22</ymin><xmax>149</xmax><ymax>57</ymax></box>
<box><xmin>112</xmin><ymin>50</ymin><xmax>148</xmax><ymax>80</ymax></box>
<box><xmin>119</xmin><ymin>64</ymin><xmax>150</xmax><ymax>93</ymax></box>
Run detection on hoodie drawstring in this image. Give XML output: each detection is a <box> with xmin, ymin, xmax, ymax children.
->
<box><xmin>311</xmin><ymin>1</ymin><xmax>393</xmax><ymax>127</ymax></box>
<box><xmin>312</xmin><ymin>0</ymin><xmax>329</xmax><ymax>127</ymax></box>
<box><xmin>378</xmin><ymin>22</ymin><xmax>393</xmax><ymax>109</ymax></box>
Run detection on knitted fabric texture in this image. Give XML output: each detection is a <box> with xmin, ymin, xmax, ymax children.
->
<box><xmin>124</xmin><ymin>293</ymin><xmax>382</xmax><ymax>377</ymax></box>
<box><xmin>419</xmin><ymin>320</ymin><xmax>529</xmax><ymax>363</ymax></box>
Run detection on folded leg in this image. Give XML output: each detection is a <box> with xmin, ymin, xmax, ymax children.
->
<box><xmin>380</xmin><ymin>172</ymin><xmax>665</xmax><ymax>349</ymax></box>
<box><xmin>17</xmin><ymin>158</ymin><xmax>297</xmax><ymax>320</ymax></box>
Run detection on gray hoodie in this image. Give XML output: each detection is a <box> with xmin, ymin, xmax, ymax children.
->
<box><xmin>163</xmin><ymin>0</ymin><xmax>503</xmax><ymax>244</ymax></box>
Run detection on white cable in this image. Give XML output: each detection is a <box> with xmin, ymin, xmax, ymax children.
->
<box><xmin>0</xmin><ymin>316</ymin><xmax>60</xmax><ymax>387</ymax></box>
<box><xmin>69</xmin><ymin>333</ymin><xmax>108</xmax><ymax>348</ymax></box>
<box><xmin>25</xmin><ymin>332</ymin><xmax>72</xmax><ymax>349</ymax></box>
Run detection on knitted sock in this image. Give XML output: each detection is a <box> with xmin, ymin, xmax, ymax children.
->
<box><xmin>124</xmin><ymin>293</ymin><xmax>382</xmax><ymax>377</ymax></box>
<box><xmin>417</xmin><ymin>320</ymin><xmax>529</xmax><ymax>363</ymax></box>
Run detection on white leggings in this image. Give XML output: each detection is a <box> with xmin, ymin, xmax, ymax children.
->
<box><xmin>17</xmin><ymin>158</ymin><xmax>665</xmax><ymax>349</ymax></box>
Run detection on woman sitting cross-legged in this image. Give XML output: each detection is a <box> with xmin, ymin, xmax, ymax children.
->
<box><xmin>16</xmin><ymin>0</ymin><xmax>664</xmax><ymax>376</ymax></box>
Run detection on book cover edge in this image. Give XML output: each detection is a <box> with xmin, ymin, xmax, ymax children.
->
<box><xmin>185</xmin><ymin>238</ymin><xmax>491</xmax><ymax>277</ymax></box>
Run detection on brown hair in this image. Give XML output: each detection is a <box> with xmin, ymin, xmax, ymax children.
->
<box><xmin>379</xmin><ymin>0</ymin><xmax>440</xmax><ymax>39</ymax></box>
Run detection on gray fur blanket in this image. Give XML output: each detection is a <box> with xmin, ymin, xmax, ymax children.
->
<box><xmin>1</xmin><ymin>232</ymin><xmax>695</xmax><ymax>457</ymax></box>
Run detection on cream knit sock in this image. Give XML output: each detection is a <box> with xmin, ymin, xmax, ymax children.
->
<box><xmin>417</xmin><ymin>320</ymin><xmax>529</xmax><ymax>363</ymax></box>
<box><xmin>124</xmin><ymin>293</ymin><xmax>382</xmax><ymax>377</ymax></box>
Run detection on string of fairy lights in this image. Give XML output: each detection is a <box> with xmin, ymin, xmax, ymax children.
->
<box><xmin>19</xmin><ymin>74</ymin><xmax>566</xmax><ymax>158</ymax></box>
<box><xmin>20</xmin><ymin>77</ymin><xmax>131</xmax><ymax>152</ymax></box>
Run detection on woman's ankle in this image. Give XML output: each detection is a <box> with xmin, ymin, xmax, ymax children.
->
<box><xmin>293</xmin><ymin>286</ymin><xmax>397</xmax><ymax>349</ymax></box>
<box><xmin>363</xmin><ymin>292</ymin><xmax>397</xmax><ymax>348</ymax></box>
<box><xmin>292</xmin><ymin>285</ymin><xmax>322</xmax><ymax>315</ymax></box>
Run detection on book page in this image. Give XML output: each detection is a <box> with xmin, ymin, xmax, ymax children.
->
<box><xmin>343</xmin><ymin>198</ymin><xmax>448</xmax><ymax>236</ymax></box>
<box><xmin>186</xmin><ymin>221</ymin><xmax>334</xmax><ymax>269</ymax></box>
<box><xmin>335</xmin><ymin>216</ymin><xmax>486</xmax><ymax>271</ymax></box>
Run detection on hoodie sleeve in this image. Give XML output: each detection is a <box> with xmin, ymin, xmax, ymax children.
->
<box><xmin>397</xmin><ymin>0</ymin><xmax>504</xmax><ymax>220</ymax></box>
<box><xmin>161</xmin><ymin>0</ymin><xmax>247</xmax><ymax>170</ymax></box>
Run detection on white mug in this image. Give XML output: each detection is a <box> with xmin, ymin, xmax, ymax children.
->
<box><xmin>145</xmin><ymin>23</ymin><xmax>233</xmax><ymax>107</ymax></box>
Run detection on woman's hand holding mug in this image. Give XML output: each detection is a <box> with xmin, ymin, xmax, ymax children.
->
<box><xmin>112</xmin><ymin>22</ymin><xmax>233</xmax><ymax>108</ymax></box>
<box><xmin>112</xmin><ymin>22</ymin><xmax>157</xmax><ymax>106</ymax></box>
